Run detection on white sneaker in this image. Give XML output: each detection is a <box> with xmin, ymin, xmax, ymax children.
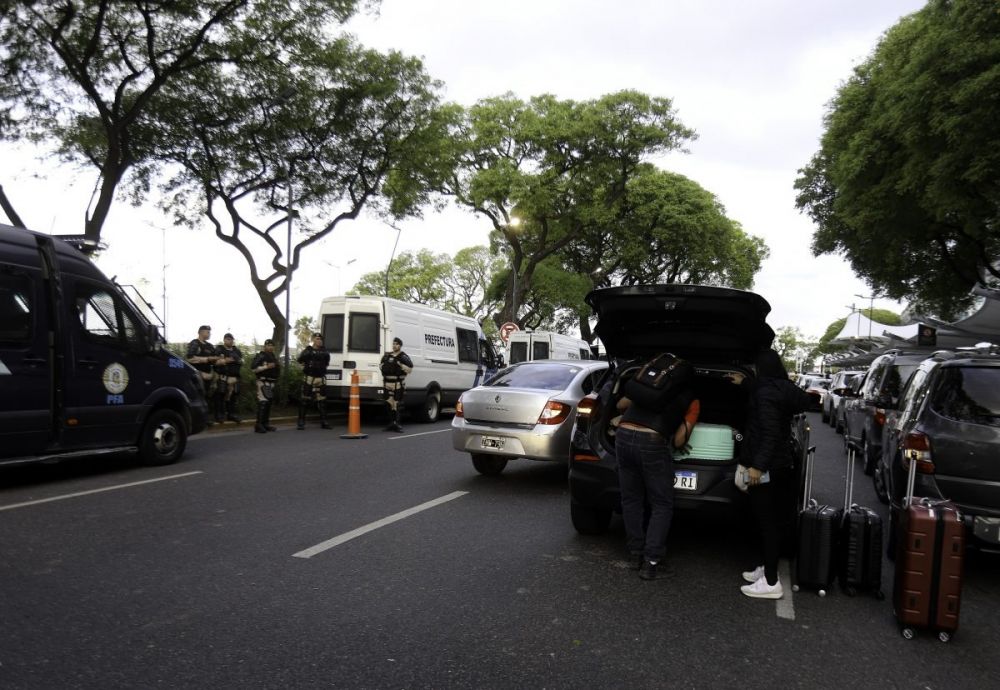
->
<box><xmin>742</xmin><ymin>565</ymin><xmax>765</xmax><ymax>583</ymax></box>
<box><xmin>741</xmin><ymin>576</ymin><xmax>783</xmax><ymax>599</ymax></box>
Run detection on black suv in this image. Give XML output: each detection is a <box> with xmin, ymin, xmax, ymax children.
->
<box><xmin>568</xmin><ymin>284</ymin><xmax>808</xmax><ymax>536</ymax></box>
<box><xmin>879</xmin><ymin>352</ymin><xmax>1000</xmax><ymax>550</ymax></box>
<box><xmin>842</xmin><ymin>350</ymin><xmax>926</xmax><ymax>477</ymax></box>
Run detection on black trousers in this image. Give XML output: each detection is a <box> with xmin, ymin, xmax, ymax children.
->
<box><xmin>747</xmin><ymin>465</ymin><xmax>794</xmax><ymax>585</ymax></box>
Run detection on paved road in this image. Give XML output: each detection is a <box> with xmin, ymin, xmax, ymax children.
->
<box><xmin>1</xmin><ymin>413</ymin><xmax>998</xmax><ymax>688</ymax></box>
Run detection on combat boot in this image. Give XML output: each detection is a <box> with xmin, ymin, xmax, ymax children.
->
<box><xmin>390</xmin><ymin>408</ymin><xmax>404</xmax><ymax>433</ymax></box>
<box><xmin>318</xmin><ymin>401</ymin><xmax>331</xmax><ymax>429</ymax></box>
<box><xmin>226</xmin><ymin>398</ymin><xmax>242</xmax><ymax>423</ymax></box>
<box><xmin>254</xmin><ymin>400</ymin><xmax>267</xmax><ymax>433</ymax></box>
<box><xmin>384</xmin><ymin>406</ymin><xmax>397</xmax><ymax>432</ymax></box>
<box><xmin>263</xmin><ymin>401</ymin><xmax>277</xmax><ymax>432</ymax></box>
<box><xmin>213</xmin><ymin>394</ymin><xmax>225</xmax><ymax>424</ymax></box>
<box><xmin>296</xmin><ymin>401</ymin><xmax>307</xmax><ymax>430</ymax></box>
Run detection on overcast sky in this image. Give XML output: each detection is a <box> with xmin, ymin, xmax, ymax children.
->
<box><xmin>3</xmin><ymin>0</ymin><xmax>929</xmax><ymax>345</ymax></box>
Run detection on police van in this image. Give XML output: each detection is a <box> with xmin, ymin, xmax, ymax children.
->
<box><xmin>316</xmin><ymin>295</ymin><xmax>501</xmax><ymax>422</ymax></box>
<box><xmin>0</xmin><ymin>224</ymin><xmax>210</xmax><ymax>467</ymax></box>
<box><xmin>506</xmin><ymin>330</ymin><xmax>594</xmax><ymax>364</ymax></box>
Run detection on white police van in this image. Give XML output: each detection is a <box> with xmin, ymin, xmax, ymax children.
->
<box><xmin>506</xmin><ymin>330</ymin><xmax>594</xmax><ymax>364</ymax></box>
<box><xmin>0</xmin><ymin>224</ymin><xmax>210</xmax><ymax>467</ymax></box>
<box><xmin>316</xmin><ymin>295</ymin><xmax>501</xmax><ymax>422</ymax></box>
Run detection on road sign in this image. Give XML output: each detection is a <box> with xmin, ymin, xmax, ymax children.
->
<box><xmin>499</xmin><ymin>321</ymin><xmax>520</xmax><ymax>344</ymax></box>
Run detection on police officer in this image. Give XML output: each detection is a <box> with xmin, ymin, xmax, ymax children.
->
<box><xmin>251</xmin><ymin>339</ymin><xmax>280</xmax><ymax>433</ymax></box>
<box><xmin>214</xmin><ymin>333</ymin><xmax>243</xmax><ymax>423</ymax></box>
<box><xmin>297</xmin><ymin>332</ymin><xmax>332</xmax><ymax>430</ymax></box>
<box><xmin>380</xmin><ymin>337</ymin><xmax>413</xmax><ymax>432</ymax></box>
<box><xmin>187</xmin><ymin>325</ymin><xmax>218</xmax><ymax>426</ymax></box>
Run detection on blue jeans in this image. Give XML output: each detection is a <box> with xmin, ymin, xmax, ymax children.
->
<box><xmin>616</xmin><ymin>426</ymin><xmax>675</xmax><ymax>562</ymax></box>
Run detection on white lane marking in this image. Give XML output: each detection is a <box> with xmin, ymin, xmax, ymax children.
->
<box><xmin>387</xmin><ymin>428</ymin><xmax>451</xmax><ymax>440</ymax></box>
<box><xmin>777</xmin><ymin>558</ymin><xmax>795</xmax><ymax>620</ymax></box>
<box><xmin>292</xmin><ymin>490</ymin><xmax>469</xmax><ymax>559</ymax></box>
<box><xmin>0</xmin><ymin>471</ymin><xmax>204</xmax><ymax>512</ymax></box>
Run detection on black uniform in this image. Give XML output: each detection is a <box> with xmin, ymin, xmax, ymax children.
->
<box><xmin>380</xmin><ymin>347</ymin><xmax>413</xmax><ymax>432</ymax></box>
<box><xmin>187</xmin><ymin>337</ymin><xmax>218</xmax><ymax>423</ymax></box>
<box><xmin>251</xmin><ymin>349</ymin><xmax>280</xmax><ymax>433</ymax></box>
<box><xmin>296</xmin><ymin>344</ymin><xmax>331</xmax><ymax>429</ymax></box>
<box><xmin>214</xmin><ymin>343</ymin><xmax>244</xmax><ymax>422</ymax></box>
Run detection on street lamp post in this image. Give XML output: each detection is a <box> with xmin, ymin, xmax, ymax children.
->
<box><xmin>855</xmin><ymin>293</ymin><xmax>875</xmax><ymax>341</ymax></box>
<box><xmin>507</xmin><ymin>216</ymin><xmax>522</xmax><ymax>323</ymax></box>
<box><xmin>385</xmin><ymin>222</ymin><xmax>402</xmax><ymax>297</ymax></box>
<box><xmin>325</xmin><ymin>259</ymin><xmax>357</xmax><ymax>294</ymax></box>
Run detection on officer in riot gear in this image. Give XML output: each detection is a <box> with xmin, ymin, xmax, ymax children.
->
<box><xmin>187</xmin><ymin>325</ymin><xmax>219</xmax><ymax>425</ymax></box>
<box><xmin>380</xmin><ymin>337</ymin><xmax>413</xmax><ymax>432</ymax></box>
<box><xmin>214</xmin><ymin>333</ymin><xmax>243</xmax><ymax>423</ymax></box>
<box><xmin>297</xmin><ymin>333</ymin><xmax>332</xmax><ymax>430</ymax></box>
<box><xmin>251</xmin><ymin>339</ymin><xmax>280</xmax><ymax>433</ymax></box>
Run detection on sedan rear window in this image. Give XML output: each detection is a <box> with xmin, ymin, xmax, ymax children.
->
<box><xmin>489</xmin><ymin>364</ymin><xmax>580</xmax><ymax>390</ymax></box>
<box><xmin>932</xmin><ymin>367</ymin><xmax>1000</xmax><ymax>427</ymax></box>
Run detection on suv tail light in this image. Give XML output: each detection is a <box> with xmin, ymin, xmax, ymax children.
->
<box><xmin>576</xmin><ymin>393</ymin><xmax>598</xmax><ymax>419</ymax></box>
<box><xmin>537</xmin><ymin>401</ymin><xmax>571</xmax><ymax>425</ymax></box>
<box><xmin>455</xmin><ymin>397</ymin><xmax>464</xmax><ymax>418</ymax></box>
<box><xmin>874</xmin><ymin>408</ymin><xmax>886</xmax><ymax>427</ymax></box>
<box><xmin>902</xmin><ymin>431</ymin><xmax>934</xmax><ymax>474</ymax></box>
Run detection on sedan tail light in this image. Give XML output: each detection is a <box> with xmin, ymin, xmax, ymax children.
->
<box><xmin>454</xmin><ymin>397</ymin><xmax>464</xmax><ymax>418</ymax></box>
<box><xmin>902</xmin><ymin>430</ymin><xmax>934</xmax><ymax>474</ymax></box>
<box><xmin>537</xmin><ymin>401</ymin><xmax>571</xmax><ymax>425</ymax></box>
<box><xmin>576</xmin><ymin>393</ymin><xmax>598</xmax><ymax>419</ymax></box>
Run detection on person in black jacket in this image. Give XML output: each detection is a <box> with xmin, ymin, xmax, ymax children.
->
<box><xmin>297</xmin><ymin>333</ymin><xmax>332</xmax><ymax>430</ymax></box>
<box><xmin>380</xmin><ymin>337</ymin><xmax>413</xmax><ymax>432</ymax></box>
<box><xmin>214</xmin><ymin>333</ymin><xmax>243</xmax><ymax>424</ymax></box>
<box><xmin>251</xmin><ymin>339</ymin><xmax>281</xmax><ymax>433</ymax></box>
<box><xmin>727</xmin><ymin>348</ymin><xmax>811</xmax><ymax>599</ymax></box>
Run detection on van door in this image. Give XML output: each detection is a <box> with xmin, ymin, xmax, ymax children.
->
<box><xmin>0</xmin><ymin>263</ymin><xmax>52</xmax><ymax>457</ymax></box>
<box><xmin>61</xmin><ymin>277</ymin><xmax>149</xmax><ymax>447</ymax></box>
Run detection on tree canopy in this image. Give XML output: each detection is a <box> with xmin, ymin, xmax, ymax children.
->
<box><xmin>795</xmin><ymin>0</ymin><xmax>1000</xmax><ymax>319</ymax></box>
<box><xmin>0</xmin><ymin>0</ymin><xmax>367</xmax><ymax>242</ymax></box>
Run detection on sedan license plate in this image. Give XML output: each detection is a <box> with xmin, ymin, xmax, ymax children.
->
<box><xmin>674</xmin><ymin>470</ymin><xmax>698</xmax><ymax>491</ymax></box>
<box><xmin>480</xmin><ymin>436</ymin><xmax>506</xmax><ymax>450</ymax></box>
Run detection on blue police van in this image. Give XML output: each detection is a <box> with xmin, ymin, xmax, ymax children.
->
<box><xmin>0</xmin><ymin>224</ymin><xmax>209</xmax><ymax>466</ymax></box>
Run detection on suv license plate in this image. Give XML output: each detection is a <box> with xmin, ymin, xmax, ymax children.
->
<box><xmin>481</xmin><ymin>436</ymin><xmax>505</xmax><ymax>450</ymax></box>
<box><xmin>674</xmin><ymin>470</ymin><xmax>698</xmax><ymax>491</ymax></box>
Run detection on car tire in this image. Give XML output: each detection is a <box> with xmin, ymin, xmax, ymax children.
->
<box><xmin>570</xmin><ymin>501</ymin><xmax>611</xmax><ymax>535</ymax></box>
<box><xmin>416</xmin><ymin>391</ymin><xmax>441</xmax><ymax>423</ymax></box>
<box><xmin>138</xmin><ymin>409</ymin><xmax>187</xmax><ymax>466</ymax></box>
<box><xmin>873</xmin><ymin>460</ymin><xmax>890</xmax><ymax>505</ymax></box>
<box><xmin>862</xmin><ymin>437</ymin><xmax>876</xmax><ymax>476</ymax></box>
<box><xmin>471</xmin><ymin>453</ymin><xmax>507</xmax><ymax>476</ymax></box>
<box><xmin>835</xmin><ymin>413</ymin><xmax>844</xmax><ymax>435</ymax></box>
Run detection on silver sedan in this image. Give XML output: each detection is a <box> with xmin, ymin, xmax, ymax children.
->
<box><xmin>452</xmin><ymin>360</ymin><xmax>609</xmax><ymax>475</ymax></box>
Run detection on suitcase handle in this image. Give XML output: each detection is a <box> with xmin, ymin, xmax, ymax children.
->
<box><xmin>844</xmin><ymin>443</ymin><xmax>856</xmax><ymax>513</ymax></box>
<box><xmin>904</xmin><ymin>453</ymin><xmax>918</xmax><ymax>508</ymax></box>
<box><xmin>802</xmin><ymin>445</ymin><xmax>818</xmax><ymax>512</ymax></box>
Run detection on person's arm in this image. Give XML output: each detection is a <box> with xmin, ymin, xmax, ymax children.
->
<box><xmin>399</xmin><ymin>353</ymin><xmax>414</xmax><ymax>374</ymax></box>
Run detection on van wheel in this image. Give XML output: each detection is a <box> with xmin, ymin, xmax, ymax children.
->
<box><xmin>416</xmin><ymin>392</ymin><xmax>441</xmax><ymax>423</ymax></box>
<box><xmin>138</xmin><ymin>409</ymin><xmax>187</xmax><ymax>466</ymax></box>
<box><xmin>571</xmin><ymin>501</ymin><xmax>611</xmax><ymax>535</ymax></box>
<box><xmin>472</xmin><ymin>454</ymin><xmax>507</xmax><ymax>476</ymax></box>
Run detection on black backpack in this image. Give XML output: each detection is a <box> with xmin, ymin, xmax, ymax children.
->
<box><xmin>623</xmin><ymin>353</ymin><xmax>693</xmax><ymax>409</ymax></box>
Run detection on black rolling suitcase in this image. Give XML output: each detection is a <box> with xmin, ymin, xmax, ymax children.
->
<box><xmin>794</xmin><ymin>446</ymin><xmax>841</xmax><ymax>597</ymax></box>
<box><xmin>839</xmin><ymin>442</ymin><xmax>884</xmax><ymax>599</ymax></box>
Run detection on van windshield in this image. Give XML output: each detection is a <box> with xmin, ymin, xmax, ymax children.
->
<box><xmin>932</xmin><ymin>367</ymin><xmax>1000</xmax><ymax>427</ymax></box>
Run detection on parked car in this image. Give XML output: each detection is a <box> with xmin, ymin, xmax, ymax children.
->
<box><xmin>823</xmin><ymin>370</ymin><xmax>864</xmax><ymax>429</ymax></box>
<box><xmin>452</xmin><ymin>359</ymin><xmax>608</xmax><ymax>475</ymax></box>
<box><xmin>878</xmin><ymin>352</ymin><xmax>1000</xmax><ymax>552</ymax></box>
<box><xmin>842</xmin><ymin>350</ymin><xmax>927</xmax><ymax>475</ymax></box>
<box><xmin>567</xmin><ymin>284</ymin><xmax>809</xmax><ymax>538</ymax></box>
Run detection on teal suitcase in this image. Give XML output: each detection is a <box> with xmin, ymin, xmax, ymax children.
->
<box><xmin>673</xmin><ymin>423</ymin><xmax>735</xmax><ymax>462</ymax></box>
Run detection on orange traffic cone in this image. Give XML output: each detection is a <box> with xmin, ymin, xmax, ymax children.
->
<box><xmin>340</xmin><ymin>370</ymin><xmax>368</xmax><ymax>439</ymax></box>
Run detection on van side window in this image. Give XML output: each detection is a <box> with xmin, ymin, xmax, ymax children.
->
<box><xmin>456</xmin><ymin>328</ymin><xmax>479</xmax><ymax>363</ymax></box>
<box><xmin>509</xmin><ymin>341</ymin><xmax>527</xmax><ymax>364</ymax></box>
<box><xmin>533</xmin><ymin>341</ymin><xmax>550</xmax><ymax>360</ymax></box>
<box><xmin>0</xmin><ymin>270</ymin><xmax>32</xmax><ymax>342</ymax></box>
<box><xmin>323</xmin><ymin>314</ymin><xmax>344</xmax><ymax>351</ymax></box>
<box><xmin>75</xmin><ymin>283</ymin><xmax>140</xmax><ymax>348</ymax></box>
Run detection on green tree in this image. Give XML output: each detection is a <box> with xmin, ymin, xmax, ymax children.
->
<box><xmin>295</xmin><ymin>316</ymin><xmax>317</xmax><ymax>351</ymax></box>
<box><xmin>813</xmin><ymin>308</ymin><xmax>901</xmax><ymax>357</ymax></box>
<box><xmin>774</xmin><ymin>326</ymin><xmax>817</xmax><ymax>374</ymax></box>
<box><xmin>795</xmin><ymin>0</ymin><xmax>1000</xmax><ymax>319</ymax></box>
<box><xmin>153</xmin><ymin>39</ymin><xmax>454</xmax><ymax>354</ymax></box>
<box><xmin>443</xmin><ymin>91</ymin><xmax>696</xmax><ymax>329</ymax></box>
<box><xmin>0</xmin><ymin>0</ymin><xmax>366</xmax><ymax>242</ymax></box>
<box><xmin>355</xmin><ymin>249</ymin><xmax>451</xmax><ymax>304</ymax></box>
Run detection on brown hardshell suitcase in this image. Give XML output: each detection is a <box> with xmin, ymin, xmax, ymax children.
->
<box><xmin>893</xmin><ymin>458</ymin><xmax>966</xmax><ymax>642</ymax></box>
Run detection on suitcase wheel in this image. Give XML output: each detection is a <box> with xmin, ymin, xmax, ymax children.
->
<box><xmin>818</xmin><ymin>589</ymin><xmax>827</xmax><ymax>598</ymax></box>
<box><xmin>875</xmin><ymin>590</ymin><xmax>885</xmax><ymax>602</ymax></box>
<box><xmin>844</xmin><ymin>585</ymin><xmax>857</xmax><ymax>597</ymax></box>
<box><xmin>901</xmin><ymin>627</ymin><xmax>915</xmax><ymax>640</ymax></box>
<box><xmin>938</xmin><ymin>631</ymin><xmax>951</xmax><ymax>643</ymax></box>
<box><xmin>791</xmin><ymin>584</ymin><xmax>800</xmax><ymax>593</ymax></box>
